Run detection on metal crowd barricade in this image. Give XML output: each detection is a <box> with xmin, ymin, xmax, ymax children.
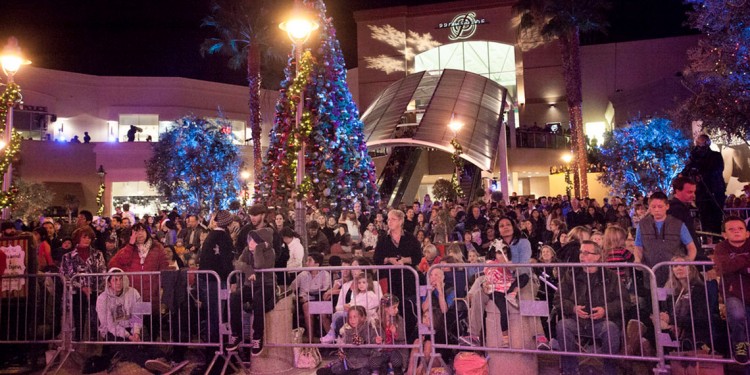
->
<box><xmin>724</xmin><ymin>208</ymin><xmax>750</xmax><ymax>220</ymax></box>
<box><xmin>425</xmin><ymin>262</ymin><xmax>666</xmax><ymax>373</ymax></box>
<box><xmin>225</xmin><ymin>265</ymin><xmax>424</xmax><ymax>368</ymax></box>
<box><xmin>1</xmin><ymin>273</ymin><xmax>65</xmax><ymax>344</ymax></box>
<box><xmin>1</xmin><ymin>273</ymin><xmax>66</xmax><ymax>373</ymax></box>
<box><xmin>44</xmin><ymin>269</ymin><xmax>225</xmax><ymax>374</ymax></box>
<box><xmin>652</xmin><ymin>261</ymin><xmax>737</xmax><ymax>371</ymax></box>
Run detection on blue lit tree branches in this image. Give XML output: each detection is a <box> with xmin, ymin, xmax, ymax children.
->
<box><xmin>146</xmin><ymin>115</ymin><xmax>242</xmax><ymax>215</ymax></box>
<box><xmin>598</xmin><ymin>118</ymin><xmax>691</xmax><ymax>197</ymax></box>
<box><xmin>675</xmin><ymin>0</ymin><xmax>750</xmax><ymax>141</ymax></box>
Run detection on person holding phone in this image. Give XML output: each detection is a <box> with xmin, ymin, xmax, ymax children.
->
<box><xmin>554</xmin><ymin>240</ymin><xmax>631</xmax><ymax>375</ymax></box>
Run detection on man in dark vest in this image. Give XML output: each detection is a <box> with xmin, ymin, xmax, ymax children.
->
<box><xmin>634</xmin><ymin>192</ymin><xmax>697</xmax><ymax>285</ymax></box>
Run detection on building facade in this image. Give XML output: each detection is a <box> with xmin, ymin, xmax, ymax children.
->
<box><xmin>9</xmin><ymin>0</ymin><xmax>720</xmax><ymax>219</ymax></box>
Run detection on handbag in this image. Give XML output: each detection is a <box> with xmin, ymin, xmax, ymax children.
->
<box><xmin>295</xmin><ymin>347</ymin><xmax>322</xmax><ymax>369</ymax></box>
<box><xmin>453</xmin><ymin>351</ymin><xmax>488</xmax><ymax>375</ymax></box>
<box><xmin>291</xmin><ymin>327</ymin><xmax>322</xmax><ymax>368</ymax></box>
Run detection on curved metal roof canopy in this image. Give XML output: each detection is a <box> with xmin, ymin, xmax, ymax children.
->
<box><xmin>361</xmin><ymin>69</ymin><xmax>508</xmax><ymax>172</ymax></box>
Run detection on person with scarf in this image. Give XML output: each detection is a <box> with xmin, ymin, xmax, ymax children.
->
<box><xmin>61</xmin><ymin>226</ymin><xmax>107</xmax><ymax>341</ymax></box>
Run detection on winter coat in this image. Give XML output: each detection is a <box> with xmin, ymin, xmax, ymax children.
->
<box><xmin>341</xmin><ymin>322</ymin><xmax>379</xmax><ymax>369</ymax></box>
<box><xmin>236</xmin><ymin>230</ymin><xmax>276</xmax><ymax>288</ymax></box>
<box><xmin>554</xmin><ymin>266</ymin><xmax>631</xmax><ymax>325</ymax></box>
<box><xmin>108</xmin><ymin>239</ymin><xmax>170</xmax><ymax>306</ymax></box>
<box><xmin>60</xmin><ymin>246</ymin><xmax>107</xmax><ymax>290</ymax></box>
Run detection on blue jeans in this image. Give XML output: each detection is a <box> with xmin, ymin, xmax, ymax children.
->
<box><xmin>327</xmin><ymin>311</ymin><xmax>348</xmax><ymax>337</ymax></box>
<box><xmin>725</xmin><ymin>296</ymin><xmax>750</xmax><ymax>344</ymax></box>
<box><xmin>556</xmin><ymin>318</ymin><xmax>621</xmax><ymax>375</ymax></box>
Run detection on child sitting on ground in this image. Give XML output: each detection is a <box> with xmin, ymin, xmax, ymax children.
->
<box><xmin>317</xmin><ymin>306</ymin><xmax>379</xmax><ymax>375</ymax></box>
<box><xmin>372</xmin><ymin>294</ymin><xmax>408</xmax><ymax>375</ymax></box>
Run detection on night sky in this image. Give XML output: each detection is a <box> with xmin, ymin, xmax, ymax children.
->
<box><xmin>0</xmin><ymin>0</ymin><xmax>697</xmax><ymax>86</ymax></box>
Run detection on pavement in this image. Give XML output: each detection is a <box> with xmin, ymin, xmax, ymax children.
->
<box><xmin>8</xmin><ymin>344</ymin><xmax>747</xmax><ymax>375</ymax></box>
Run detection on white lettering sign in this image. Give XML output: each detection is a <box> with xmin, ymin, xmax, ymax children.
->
<box><xmin>437</xmin><ymin>12</ymin><xmax>487</xmax><ymax>41</ymax></box>
<box><xmin>1</xmin><ymin>244</ymin><xmax>26</xmax><ymax>292</ymax></box>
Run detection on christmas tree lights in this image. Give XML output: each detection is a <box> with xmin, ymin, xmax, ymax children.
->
<box><xmin>0</xmin><ymin>82</ymin><xmax>22</xmax><ymax>209</ymax></box>
<box><xmin>598</xmin><ymin>118</ymin><xmax>690</xmax><ymax>197</ymax></box>
<box><xmin>258</xmin><ymin>0</ymin><xmax>377</xmax><ymax>214</ymax></box>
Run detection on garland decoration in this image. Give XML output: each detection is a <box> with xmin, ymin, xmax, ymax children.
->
<box><xmin>450</xmin><ymin>138</ymin><xmax>464</xmax><ymax>198</ymax></box>
<box><xmin>0</xmin><ymin>82</ymin><xmax>23</xmax><ymax>209</ymax></box>
<box><xmin>96</xmin><ymin>183</ymin><xmax>105</xmax><ymax>216</ymax></box>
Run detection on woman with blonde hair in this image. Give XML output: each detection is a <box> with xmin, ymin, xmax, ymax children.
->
<box><xmin>602</xmin><ymin>225</ymin><xmax>634</xmax><ymax>280</ymax></box>
<box><xmin>660</xmin><ymin>256</ymin><xmax>711</xmax><ymax>352</ymax></box>
<box><xmin>557</xmin><ymin>226</ymin><xmax>590</xmax><ymax>263</ymax></box>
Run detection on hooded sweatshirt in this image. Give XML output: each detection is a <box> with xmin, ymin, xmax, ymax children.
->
<box><xmin>236</xmin><ymin>227</ymin><xmax>276</xmax><ymax>287</ymax></box>
<box><xmin>96</xmin><ymin>267</ymin><xmax>143</xmax><ymax>339</ymax></box>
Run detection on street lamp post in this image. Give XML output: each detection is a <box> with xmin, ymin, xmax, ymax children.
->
<box><xmin>97</xmin><ymin>165</ymin><xmax>107</xmax><ymax>216</ymax></box>
<box><xmin>240</xmin><ymin>169</ymin><xmax>251</xmax><ymax>208</ymax></box>
<box><xmin>448</xmin><ymin>113</ymin><xmax>464</xmax><ymax>198</ymax></box>
<box><xmin>0</xmin><ymin>37</ymin><xmax>30</xmax><ymax>220</ymax></box>
<box><xmin>561</xmin><ymin>153</ymin><xmax>573</xmax><ymax>199</ymax></box>
<box><xmin>280</xmin><ymin>7</ymin><xmax>318</xmax><ymax>249</ymax></box>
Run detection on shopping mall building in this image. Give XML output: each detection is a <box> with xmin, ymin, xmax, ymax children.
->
<box><xmin>10</xmin><ymin>0</ymin><xmax>726</xmax><ymax>217</ymax></box>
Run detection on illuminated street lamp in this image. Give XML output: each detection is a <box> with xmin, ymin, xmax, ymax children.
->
<box><xmin>448</xmin><ymin>115</ymin><xmax>463</xmax><ymax>136</ymax></box>
<box><xmin>280</xmin><ymin>5</ymin><xmax>318</xmax><ymax>248</ymax></box>
<box><xmin>1</xmin><ymin>37</ymin><xmax>31</xmax><ymax>220</ymax></box>
<box><xmin>240</xmin><ymin>169</ymin><xmax>251</xmax><ymax>207</ymax></box>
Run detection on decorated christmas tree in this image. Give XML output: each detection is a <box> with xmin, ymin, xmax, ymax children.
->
<box><xmin>146</xmin><ymin>115</ymin><xmax>242</xmax><ymax>215</ymax></box>
<box><xmin>675</xmin><ymin>0</ymin><xmax>750</xmax><ymax>140</ymax></box>
<box><xmin>598</xmin><ymin>117</ymin><xmax>691</xmax><ymax>197</ymax></box>
<box><xmin>258</xmin><ymin>0</ymin><xmax>377</xmax><ymax>213</ymax></box>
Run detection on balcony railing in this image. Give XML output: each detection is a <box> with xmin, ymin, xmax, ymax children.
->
<box><xmin>512</xmin><ymin>128</ymin><xmax>570</xmax><ymax>149</ymax></box>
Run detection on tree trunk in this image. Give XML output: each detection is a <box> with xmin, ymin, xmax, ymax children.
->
<box><xmin>558</xmin><ymin>28</ymin><xmax>589</xmax><ymax>198</ymax></box>
<box><xmin>248</xmin><ymin>40</ymin><xmax>263</xmax><ymax>194</ymax></box>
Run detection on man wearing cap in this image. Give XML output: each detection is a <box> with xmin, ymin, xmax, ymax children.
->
<box><xmin>227</xmin><ymin>227</ymin><xmax>276</xmax><ymax>355</ymax></box>
<box><xmin>307</xmin><ymin>220</ymin><xmax>330</xmax><ymax>255</ymax></box>
<box><xmin>236</xmin><ymin>203</ymin><xmax>269</xmax><ymax>254</ymax></box>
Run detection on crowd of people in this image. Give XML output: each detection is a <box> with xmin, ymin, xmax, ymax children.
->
<box><xmin>4</xmin><ymin>173</ymin><xmax>750</xmax><ymax>375</ymax></box>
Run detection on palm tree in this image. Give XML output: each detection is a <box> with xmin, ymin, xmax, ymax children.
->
<box><xmin>514</xmin><ymin>0</ymin><xmax>610</xmax><ymax>198</ymax></box>
<box><xmin>201</xmin><ymin>0</ymin><xmax>283</xmax><ymax>193</ymax></box>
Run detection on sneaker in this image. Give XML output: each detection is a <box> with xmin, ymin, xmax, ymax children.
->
<box><xmin>251</xmin><ymin>338</ymin><xmax>263</xmax><ymax>356</ymax></box>
<box><xmin>535</xmin><ymin>335</ymin><xmax>551</xmax><ymax>351</ymax></box>
<box><xmin>501</xmin><ymin>335</ymin><xmax>510</xmax><ymax>348</ymax></box>
<box><xmin>225</xmin><ymin>336</ymin><xmax>241</xmax><ymax>352</ymax></box>
<box><xmin>459</xmin><ymin>335</ymin><xmax>481</xmax><ymax>347</ymax></box>
<box><xmin>320</xmin><ymin>331</ymin><xmax>336</xmax><ymax>344</ymax></box>
<box><xmin>735</xmin><ymin>341</ymin><xmax>749</xmax><ymax>364</ymax></box>
<box><xmin>506</xmin><ymin>293</ymin><xmax>519</xmax><ymax>309</ymax></box>
<box><xmin>550</xmin><ymin>338</ymin><xmax>560</xmax><ymax>351</ymax></box>
<box><xmin>145</xmin><ymin>358</ymin><xmax>173</xmax><ymax>373</ymax></box>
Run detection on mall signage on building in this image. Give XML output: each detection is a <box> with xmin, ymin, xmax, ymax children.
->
<box><xmin>437</xmin><ymin>11</ymin><xmax>487</xmax><ymax>41</ymax></box>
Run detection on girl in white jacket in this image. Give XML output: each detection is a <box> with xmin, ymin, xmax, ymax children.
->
<box><xmin>96</xmin><ymin>267</ymin><xmax>142</xmax><ymax>341</ymax></box>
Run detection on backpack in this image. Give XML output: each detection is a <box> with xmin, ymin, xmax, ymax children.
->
<box><xmin>453</xmin><ymin>351</ymin><xmax>488</xmax><ymax>375</ymax></box>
